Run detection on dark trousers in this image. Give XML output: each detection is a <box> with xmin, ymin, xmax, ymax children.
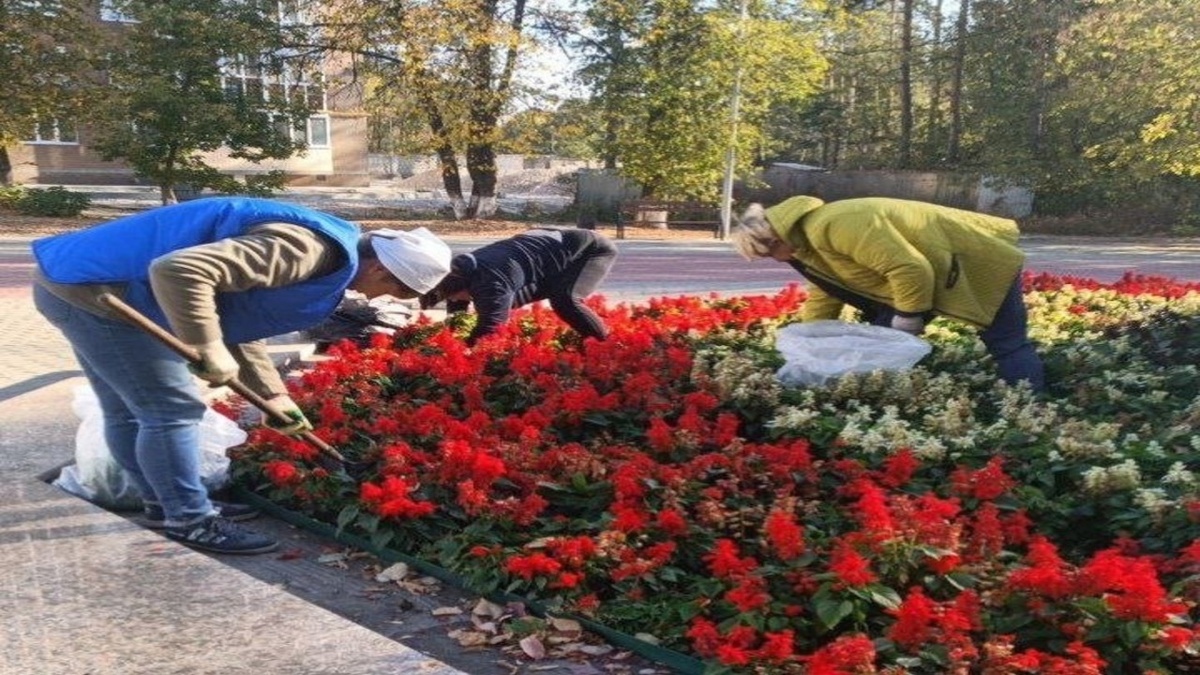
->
<box><xmin>542</xmin><ymin>231</ymin><xmax>618</xmax><ymax>339</ymax></box>
<box><xmin>870</xmin><ymin>274</ymin><xmax>1045</xmax><ymax>392</ymax></box>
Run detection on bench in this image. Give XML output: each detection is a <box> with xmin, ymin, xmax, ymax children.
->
<box><xmin>616</xmin><ymin>199</ymin><xmax>722</xmax><ymax>239</ymax></box>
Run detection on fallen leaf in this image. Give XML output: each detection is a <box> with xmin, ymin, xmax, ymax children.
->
<box><xmin>432</xmin><ymin>606</ymin><xmax>464</xmax><ymax>616</ymax></box>
<box><xmin>375</xmin><ymin>562</ymin><xmax>410</xmax><ymax>582</ymax></box>
<box><xmin>473</xmin><ymin>598</ymin><xmax>507</xmax><ymax>619</ymax></box>
<box><xmin>448</xmin><ymin>628</ymin><xmax>492</xmax><ymax>647</ymax></box>
<box><xmin>471</xmin><ymin>618</ymin><xmax>499</xmax><ymax>633</ymax></box>
<box><xmin>317</xmin><ymin>552</ymin><xmax>348</xmax><ymax>566</ymax></box>
<box><xmin>578</xmin><ymin>644</ymin><xmax>614</xmax><ymax>656</ymax></box>
<box><xmin>399</xmin><ymin>578</ymin><xmax>440</xmax><ymax>594</ymax></box>
<box><xmin>548</xmin><ymin>616</ymin><xmax>583</xmax><ymax>633</ymax></box>
<box><xmin>519</xmin><ymin>635</ymin><xmax>547</xmax><ymax>660</ymax></box>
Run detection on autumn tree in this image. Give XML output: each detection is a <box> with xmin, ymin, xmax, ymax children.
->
<box><xmin>0</xmin><ymin>0</ymin><xmax>97</xmax><ymax>183</ymax></box>
<box><xmin>319</xmin><ymin>0</ymin><xmax>551</xmax><ymax>219</ymax></box>
<box><xmin>91</xmin><ymin>0</ymin><xmax>318</xmax><ymax>204</ymax></box>
<box><xmin>496</xmin><ymin>101</ymin><xmax>601</xmax><ymax>158</ymax></box>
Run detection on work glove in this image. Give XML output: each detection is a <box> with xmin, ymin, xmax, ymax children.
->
<box><xmin>263</xmin><ymin>395</ymin><xmax>314</xmax><ymax>436</ymax></box>
<box><xmin>890</xmin><ymin>314</ymin><xmax>926</xmax><ymax>335</ymax></box>
<box><xmin>189</xmin><ymin>340</ymin><xmax>239</xmax><ymax>385</ymax></box>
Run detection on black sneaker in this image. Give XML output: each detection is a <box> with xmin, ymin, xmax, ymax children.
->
<box><xmin>164</xmin><ymin>515</ymin><xmax>279</xmax><ymax>555</ymax></box>
<box><xmin>140</xmin><ymin>501</ymin><xmax>260</xmax><ymax>529</ymax></box>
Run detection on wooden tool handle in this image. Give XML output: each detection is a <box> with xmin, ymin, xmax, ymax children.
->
<box><xmin>98</xmin><ymin>292</ymin><xmax>346</xmax><ymax>463</ymax></box>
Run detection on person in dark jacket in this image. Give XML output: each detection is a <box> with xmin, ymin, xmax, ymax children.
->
<box><xmin>422</xmin><ymin>228</ymin><xmax>618</xmax><ymax>345</ymax></box>
<box><xmin>32</xmin><ymin>197</ymin><xmax>452</xmax><ymax>554</ymax></box>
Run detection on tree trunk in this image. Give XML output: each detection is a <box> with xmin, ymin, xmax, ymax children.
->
<box><xmin>460</xmin><ymin>0</ymin><xmax>523</xmax><ymax>220</ymax></box>
<box><xmin>466</xmin><ymin>142</ymin><xmax>498</xmax><ymax>218</ymax></box>
<box><xmin>926</xmin><ymin>0</ymin><xmax>944</xmax><ymax>162</ymax></box>
<box><xmin>897</xmin><ymin>0</ymin><xmax>915</xmax><ymax>168</ymax></box>
<box><xmin>947</xmin><ymin>0</ymin><xmax>969</xmax><ymax>163</ymax></box>
<box><xmin>420</xmin><ymin>92</ymin><xmax>468</xmax><ymax>219</ymax></box>
<box><xmin>0</xmin><ymin>147</ymin><xmax>12</xmax><ymax>185</ymax></box>
<box><xmin>437</xmin><ymin>142</ymin><xmax>468</xmax><ymax>220</ymax></box>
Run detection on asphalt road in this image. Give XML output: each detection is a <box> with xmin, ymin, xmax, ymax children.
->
<box><xmin>2</xmin><ymin>233</ymin><xmax>1199</xmax><ymax>395</ymax></box>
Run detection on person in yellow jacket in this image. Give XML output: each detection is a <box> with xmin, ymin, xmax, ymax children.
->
<box><xmin>731</xmin><ymin>195</ymin><xmax>1045</xmax><ymax>392</ymax></box>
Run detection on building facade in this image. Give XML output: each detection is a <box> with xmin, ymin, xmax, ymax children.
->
<box><xmin>10</xmin><ymin>1</ymin><xmax>369</xmax><ymax>188</ymax></box>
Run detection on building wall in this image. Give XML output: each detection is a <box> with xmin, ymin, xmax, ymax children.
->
<box><xmin>13</xmin><ymin>7</ymin><xmax>369</xmax><ymax>188</ymax></box>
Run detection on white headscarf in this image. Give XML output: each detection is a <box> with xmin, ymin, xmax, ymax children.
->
<box><xmin>368</xmin><ymin>227</ymin><xmax>452</xmax><ymax>294</ymax></box>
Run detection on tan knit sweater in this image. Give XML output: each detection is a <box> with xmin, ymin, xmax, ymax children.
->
<box><xmin>34</xmin><ymin>223</ymin><xmax>344</xmax><ymax>398</ymax></box>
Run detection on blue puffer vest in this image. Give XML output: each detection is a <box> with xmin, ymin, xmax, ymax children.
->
<box><xmin>33</xmin><ymin>197</ymin><xmax>361</xmax><ymax>343</ymax></box>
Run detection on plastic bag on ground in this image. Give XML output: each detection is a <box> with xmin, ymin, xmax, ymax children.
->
<box><xmin>774</xmin><ymin>320</ymin><xmax>932</xmax><ymax>387</ymax></box>
<box><xmin>52</xmin><ymin>385</ymin><xmax>247</xmax><ymax>510</ymax></box>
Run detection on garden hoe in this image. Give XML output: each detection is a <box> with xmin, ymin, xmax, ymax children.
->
<box><xmin>97</xmin><ymin>292</ymin><xmax>370</xmax><ymax>478</ymax></box>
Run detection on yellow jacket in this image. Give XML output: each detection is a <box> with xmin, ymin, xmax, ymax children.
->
<box><xmin>770</xmin><ymin>197</ymin><xmax>1025</xmax><ymax>328</ymax></box>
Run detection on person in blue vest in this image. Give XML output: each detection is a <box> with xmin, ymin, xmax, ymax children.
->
<box><xmin>420</xmin><ymin>228</ymin><xmax>618</xmax><ymax>345</ymax></box>
<box><xmin>32</xmin><ymin>197</ymin><xmax>452</xmax><ymax>554</ymax></box>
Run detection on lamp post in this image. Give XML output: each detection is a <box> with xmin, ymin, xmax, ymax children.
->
<box><xmin>718</xmin><ymin>0</ymin><xmax>749</xmax><ymax>240</ymax></box>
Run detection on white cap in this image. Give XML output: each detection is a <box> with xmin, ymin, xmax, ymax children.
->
<box><xmin>368</xmin><ymin>227</ymin><xmax>452</xmax><ymax>294</ymax></box>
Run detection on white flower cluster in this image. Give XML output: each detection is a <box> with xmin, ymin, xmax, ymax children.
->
<box><xmin>1133</xmin><ymin>487</ymin><xmax>1174</xmax><ymax>519</ymax></box>
<box><xmin>995</xmin><ymin>386</ymin><xmax>1060</xmax><ymax>436</ymax></box>
<box><xmin>1162</xmin><ymin>461</ymin><xmax>1196</xmax><ymax>489</ymax></box>
<box><xmin>702</xmin><ymin>351</ymin><xmax>782</xmax><ymax>408</ymax></box>
<box><xmin>1081</xmin><ymin>459</ymin><xmax>1142</xmax><ymax>495</ymax></box>
<box><xmin>836</xmin><ymin>403</ymin><xmax>949</xmax><ymax>460</ymax></box>
<box><xmin>1054</xmin><ymin>419</ymin><xmax>1122</xmax><ymax>460</ymax></box>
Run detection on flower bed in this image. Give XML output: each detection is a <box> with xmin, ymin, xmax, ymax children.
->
<box><xmin>230</xmin><ymin>272</ymin><xmax>1200</xmax><ymax>674</ymax></box>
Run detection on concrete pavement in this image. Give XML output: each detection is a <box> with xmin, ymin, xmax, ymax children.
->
<box><xmin>2</xmin><ymin>228</ymin><xmax>1198</xmax><ymax>675</ymax></box>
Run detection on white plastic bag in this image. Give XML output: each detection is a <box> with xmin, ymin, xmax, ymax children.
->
<box><xmin>774</xmin><ymin>320</ymin><xmax>932</xmax><ymax>387</ymax></box>
<box><xmin>53</xmin><ymin>385</ymin><xmax>247</xmax><ymax>510</ymax></box>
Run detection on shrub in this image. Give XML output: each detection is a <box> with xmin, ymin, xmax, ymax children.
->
<box><xmin>16</xmin><ymin>186</ymin><xmax>91</xmax><ymax>217</ymax></box>
<box><xmin>0</xmin><ymin>184</ymin><xmax>28</xmax><ymax>210</ymax></box>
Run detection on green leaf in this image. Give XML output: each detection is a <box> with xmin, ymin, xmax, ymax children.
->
<box><xmin>813</xmin><ymin>597</ymin><xmax>855</xmax><ymax>631</ymax></box>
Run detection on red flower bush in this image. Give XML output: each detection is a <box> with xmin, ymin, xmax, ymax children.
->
<box><xmin>231</xmin><ymin>276</ymin><xmax>1200</xmax><ymax>673</ymax></box>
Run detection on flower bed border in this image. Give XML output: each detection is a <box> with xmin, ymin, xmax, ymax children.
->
<box><xmin>230</xmin><ymin>485</ymin><xmax>708</xmax><ymax>674</ymax></box>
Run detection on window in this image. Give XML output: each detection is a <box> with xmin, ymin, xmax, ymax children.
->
<box><xmin>25</xmin><ymin>119</ymin><xmax>78</xmax><ymax>144</ymax></box>
<box><xmin>221</xmin><ymin>59</ymin><xmax>325</xmax><ymax>110</ymax></box>
<box><xmin>271</xmin><ymin>115</ymin><xmax>331</xmax><ymax>148</ymax></box>
<box><xmin>308</xmin><ymin>116</ymin><xmax>329</xmax><ymax>147</ymax></box>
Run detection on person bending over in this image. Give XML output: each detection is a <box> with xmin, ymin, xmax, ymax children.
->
<box><xmin>423</xmin><ymin>228</ymin><xmax>618</xmax><ymax>345</ymax></box>
<box><xmin>32</xmin><ymin>196</ymin><xmax>452</xmax><ymax>554</ymax></box>
<box><xmin>731</xmin><ymin>195</ymin><xmax>1045</xmax><ymax>392</ymax></box>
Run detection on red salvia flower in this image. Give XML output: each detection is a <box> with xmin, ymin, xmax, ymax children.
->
<box><xmin>1007</xmin><ymin>536</ymin><xmax>1073</xmax><ymax>599</ymax></box>
<box><xmin>888</xmin><ymin>587</ymin><xmax>937</xmax><ymax>650</ymax></box>
<box><xmin>263</xmin><ymin>459</ymin><xmax>301</xmax><ymax>486</ymax></box>
<box><xmin>705</xmin><ymin>539</ymin><xmax>759</xmax><ymax>578</ymax></box>
<box><xmin>505</xmin><ymin>552</ymin><xmax>563</xmax><ymax>580</ymax></box>
<box><xmin>829</xmin><ymin>540</ymin><xmax>876</xmax><ymax>587</ymax></box>
<box><xmin>805</xmin><ymin>633</ymin><xmax>877</xmax><ymax>674</ymax></box>
<box><xmin>764</xmin><ymin>509</ymin><xmax>806</xmax><ymax>561</ymax></box>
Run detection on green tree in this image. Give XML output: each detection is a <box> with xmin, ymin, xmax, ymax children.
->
<box><xmin>1058</xmin><ymin>0</ymin><xmax>1200</xmax><ymax>180</ymax></box>
<box><xmin>0</xmin><ymin>0</ymin><xmax>97</xmax><ymax>183</ymax></box>
<box><xmin>91</xmin><ymin>0</ymin><xmax>316</xmax><ymax>204</ymax></box>
<box><xmin>581</xmin><ymin>0</ymin><xmax>827</xmax><ymax>200</ymax></box>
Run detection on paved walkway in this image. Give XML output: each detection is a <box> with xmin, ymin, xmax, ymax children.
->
<box><xmin>2</xmin><ymin>226</ymin><xmax>1198</xmax><ymax>675</ymax></box>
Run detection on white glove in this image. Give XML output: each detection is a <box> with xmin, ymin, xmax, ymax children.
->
<box><xmin>890</xmin><ymin>314</ymin><xmax>926</xmax><ymax>335</ymax></box>
<box><xmin>263</xmin><ymin>395</ymin><xmax>313</xmax><ymax>436</ymax></box>
<box><xmin>189</xmin><ymin>340</ymin><xmax>239</xmax><ymax>385</ymax></box>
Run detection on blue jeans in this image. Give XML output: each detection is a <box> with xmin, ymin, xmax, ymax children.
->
<box><xmin>870</xmin><ymin>275</ymin><xmax>1045</xmax><ymax>392</ymax></box>
<box><xmin>35</xmin><ymin>286</ymin><xmax>216</xmax><ymax>525</ymax></box>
